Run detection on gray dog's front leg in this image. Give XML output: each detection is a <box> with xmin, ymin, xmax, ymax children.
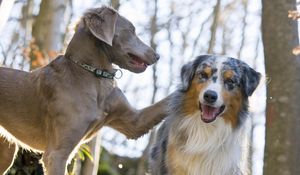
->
<box><xmin>105</xmin><ymin>87</ymin><xmax>172</xmax><ymax>139</ymax></box>
<box><xmin>0</xmin><ymin>137</ymin><xmax>17</xmax><ymax>174</ymax></box>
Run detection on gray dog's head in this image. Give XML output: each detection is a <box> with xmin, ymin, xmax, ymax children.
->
<box><xmin>79</xmin><ymin>6</ymin><xmax>159</xmax><ymax>73</ymax></box>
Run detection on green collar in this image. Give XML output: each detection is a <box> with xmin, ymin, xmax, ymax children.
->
<box><xmin>68</xmin><ymin>58</ymin><xmax>121</xmax><ymax>79</ymax></box>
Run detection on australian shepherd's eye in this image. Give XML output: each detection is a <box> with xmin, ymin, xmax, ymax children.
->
<box><xmin>225</xmin><ymin>78</ymin><xmax>234</xmax><ymax>84</ymax></box>
<box><xmin>199</xmin><ymin>71</ymin><xmax>209</xmax><ymax>80</ymax></box>
<box><xmin>199</xmin><ymin>66</ymin><xmax>213</xmax><ymax>81</ymax></box>
<box><xmin>224</xmin><ymin>78</ymin><xmax>236</xmax><ymax>90</ymax></box>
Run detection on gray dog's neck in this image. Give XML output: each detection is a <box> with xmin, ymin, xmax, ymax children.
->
<box><xmin>65</xmin><ymin>27</ymin><xmax>114</xmax><ymax>72</ymax></box>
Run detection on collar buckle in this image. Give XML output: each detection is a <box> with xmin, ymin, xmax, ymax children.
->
<box><xmin>94</xmin><ymin>69</ymin><xmax>115</xmax><ymax>79</ymax></box>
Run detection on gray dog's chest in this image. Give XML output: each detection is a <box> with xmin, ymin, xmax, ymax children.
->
<box><xmin>83</xmin><ymin>81</ymin><xmax>116</xmax><ymax>140</ymax></box>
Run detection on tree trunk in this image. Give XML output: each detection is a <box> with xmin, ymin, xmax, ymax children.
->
<box><xmin>32</xmin><ymin>0</ymin><xmax>68</xmax><ymax>52</ymax></box>
<box><xmin>207</xmin><ymin>0</ymin><xmax>221</xmax><ymax>54</ymax></box>
<box><xmin>262</xmin><ymin>0</ymin><xmax>300</xmax><ymax>174</ymax></box>
<box><xmin>111</xmin><ymin>0</ymin><xmax>120</xmax><ymax>10</ymax></box>
<box><xmin>80</xmin><ymin>133</ymin><xmax>102</xmax><ymax>175</ymax></box>
<box><xmin>31</xmin><ymin>0</ymin><xmax>68</xmax><ymax>69</ymax></box>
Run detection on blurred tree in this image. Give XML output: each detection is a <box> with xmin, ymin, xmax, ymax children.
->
<box><xmin>30</xmin><ymin>0</ymin><xmax>68</xmax><ymax>69</ymax></box>
<box><xmin>0</xmin><ymin>0</ymin><xmax>15</xmax><ymax>33</ymax></box>
<box><xmin>262</xmin><ymin>0</ymin><xmax>300</xmax><ymax>174</ymax></box>
<box><xmin>136</xmin><ymin>0</ymin><xmax>159</xmax><ymax>173</ymax></box>
<box><xmin>99</xmin><ymin>147</ymin><xmax>140</xmax><ymax>175</ymax></box>
<box><xmin>110</xmin><ymin>0</ymin><xmax>120</xmax><ymax>10</ymax></box>
<box><xmin>207</xmin><ymin>0</ymin><xmax>221</xmax><ymax>54</ymax></box>
<box><xmin>79</xmin><ymin>134</ymin><xmax>102</xmax><ymax>175</ymax></box>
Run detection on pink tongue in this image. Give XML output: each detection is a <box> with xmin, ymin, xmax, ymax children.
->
<box><xmin>201</xmin><ymin>104</ymin><xmax>220</xmax><ymax>122</ymax></box>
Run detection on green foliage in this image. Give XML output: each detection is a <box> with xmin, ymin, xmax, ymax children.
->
<box><xmin>98</xmin><ymin>147</ymin><xmax>140</xmax><ymax>175</ymax></box>
<box><xmin>99</xmin><ymin>163</ymin><xmax>120</xmax><ymax>175</ymax></box>
<box><xmin>67</xmin><ymin>144</ymin><xmax>94</xmax><ymax>175</ymax></box>
<box><xmin>77</xmin><ymin>144</ymin><xmax>93</xmax><ymax>162</ymax></box>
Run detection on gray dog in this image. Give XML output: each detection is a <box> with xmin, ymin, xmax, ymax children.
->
<box><xmin>0</xmin><ymin>7</ymin><xmax>171</xmax><ymax>175</ymax></box>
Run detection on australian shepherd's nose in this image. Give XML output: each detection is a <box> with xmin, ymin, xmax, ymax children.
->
<box><xmin>149</xmin><ymin>55</ymin><xmax>261</xmax><ymax>175</ymax></box>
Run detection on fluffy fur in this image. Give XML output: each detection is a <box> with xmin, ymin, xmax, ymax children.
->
<box><xmin>149</xmin><ymin>55</ymin><xmax>261</xmax><ymax>175</ymax></box>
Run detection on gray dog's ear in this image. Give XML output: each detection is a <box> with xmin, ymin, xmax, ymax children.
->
<box><xmin>241</xmin><ymin>64</ymin><xmax>261</xmax><ymax>97</ymax></box>
<box><xmin>84</xmin><ymin>7</ymin><xmax>118</xmax><ymax>46</ymax></box>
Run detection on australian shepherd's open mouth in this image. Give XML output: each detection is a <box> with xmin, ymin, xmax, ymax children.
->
<box><xmin>199</xmin><ymin>102</ymin><xmax>225</xmax><ymax>123</ymax></box>
<box><xmin>128</xmin><ymin>53</ymin><xmax>150</xmax><ymax>70</ymax></box>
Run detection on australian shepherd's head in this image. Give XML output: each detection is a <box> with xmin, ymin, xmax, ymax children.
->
<box><xmin>175</xmin><ymin>55</ymin><xmax>261</xmax><ymax>128</ymax></box>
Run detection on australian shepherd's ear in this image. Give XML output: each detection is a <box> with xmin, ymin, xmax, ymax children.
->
<box><xmin>180</xmin><ymin>61</ymin><xmax>194</xmax><ymax>92</ymax></box>
<box><xmin>240</xmin><ymin>63</ymin><xmax>261</xmax><ymax>97</ymax></box>
<box><xmin>180</xmin><ymin>55</ymin><xmax>208</xmax><ymax>92</ymax></box>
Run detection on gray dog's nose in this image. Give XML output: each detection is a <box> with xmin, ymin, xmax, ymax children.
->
<box><xmin>204</xmin><ymin>90</ymin><xmax>218</xmax><ymax>104</ymax></box>
<box><xmin>154</xmin><ymin>53</ymin><xmax>160</xmax><ymax>60</ymax></box>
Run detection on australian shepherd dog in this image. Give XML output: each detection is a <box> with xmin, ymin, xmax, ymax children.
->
<box><xmin>149</xmin><ymin>55</ymin><xmax>261</xmax><ymax>175</ymax></box>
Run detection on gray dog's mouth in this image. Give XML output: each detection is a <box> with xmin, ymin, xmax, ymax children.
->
<box><xmin>128</xmin><ymin>53</ymin><xmax>150</xmax><ymax>71</ymax></box>
<box><xmin>199</xmin><ymin>102</ymin><xmax>225</xmax><ymax>123</ymax></box>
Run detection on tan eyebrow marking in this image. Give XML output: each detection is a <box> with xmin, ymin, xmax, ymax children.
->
<box><xmin>203</xmin><ymin>66</ymin><xmax>212</xmax><ymax>78</ymax></box>
<box><xmin>223</xmin><ymin>70</ymin><xmax>234</xmax><ymax>80</ymax></box>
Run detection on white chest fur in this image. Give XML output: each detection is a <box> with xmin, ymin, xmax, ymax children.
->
<box><xmin>169</xmin><ymin>112</ymin><xmax>245</xmax><ymax>175</ymax></box>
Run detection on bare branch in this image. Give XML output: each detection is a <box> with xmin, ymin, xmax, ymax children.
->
<box><xmin>237</xmin><ymin>0</ymin><xmax>249</xmax><ymax>58</ymax></box>
<box><xmin>62</xmin><ymin>0</ymin><xmax>73</xmax><ymax>50</ymax></box>
<box><xmin>191</xmin><ymin>13</ymin><xmax>213</xmax><ymax>57</ymax></box>
<box><xmin>0</xmin><ymin>0</ymin><xmax>16</xmax><ymax>33</ymax></box>
<box><xmin>150</xmin><ymin>0</ymin><xmax>158</xmax><ymax>104</ymax></box>
<box><xmin>221</xmin><ymin>25</ymin><xmax>228</xmax><ymax>55</ymax></box>
<box><xmin>0</xmin><ymin>44</ymin><xmax>7</xmax><ymax>66</ymax></box>
<box><xmin>136</xmin><ymin>0</ymin><xmax>159</xmax><ymax>173</ymax></box>
<box><xmin>111</xmin><ymin>0</ymin><xmax>120</xmax><ymax>10</ymax></box>
<box><xmin>207</xmin><ymin>0</ymin><xmax>221</xmax><ymax>54</ymax></box>
<box><xmin>165</xmin><ymin>2</ymin><xmax>175</xmax><ymax>94</ymax></box>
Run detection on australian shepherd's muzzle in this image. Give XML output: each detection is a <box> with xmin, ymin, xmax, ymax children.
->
<box><xmin>149</xmin><ymin>55</ymin><xmax>261</xmax><ymax>175</ymax></box>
